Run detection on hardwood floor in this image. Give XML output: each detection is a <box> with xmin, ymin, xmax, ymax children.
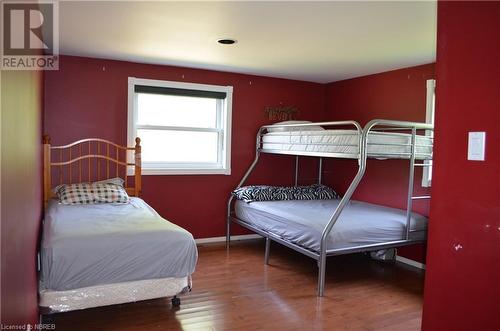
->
<box><xmin>48</xmin><ymin>240</ymin><xmax>425</xmax><ymax>331</ymax></box>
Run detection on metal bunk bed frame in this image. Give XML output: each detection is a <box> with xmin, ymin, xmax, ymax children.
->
<box><xmin>226</xmin><ymin>119</ymin><xmax>433</xmax><ymax>296</ymax></box>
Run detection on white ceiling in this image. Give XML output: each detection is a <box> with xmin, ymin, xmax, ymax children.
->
<box><xmin>58</xmin><ymin>1</ymin><xmax>437</xmax><ymax>83</ymax></box>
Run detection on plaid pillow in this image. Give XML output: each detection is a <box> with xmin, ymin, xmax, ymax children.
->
<box><xmin>56</xmin><ymin>182</ymin><xmax>130</xmax><ymax>205</ymax></box>
<box><xmin>53</xmin><ymin>177</ymin><xmax>125</xmax><ymax>194</ymax></box>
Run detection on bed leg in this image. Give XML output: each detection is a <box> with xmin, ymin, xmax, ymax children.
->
<box><xmin>171</xmin><ymin>295</ymin><xmax>181</xmax><ymax>307</ymax></box>
<box><xmin>226</xmin><ymin>217</ymin><xmax>231</xmax><ymax>247</ymax></box>
<box><xmin>41</xmin><ymin>313</ymin><xmax>55</xmax><ymax>324</ymax></box>
<box><xmin>317</xmin><ymin>253</ymin><xmax>326</xmax><ymax>297</ymax></box>
<box><xmin>264</xmin><ymin>237</ymin><xmax>271</xmax><ymax>265</ymax></box>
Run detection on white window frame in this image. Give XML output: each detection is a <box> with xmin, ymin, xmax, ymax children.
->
<box><xmin>422</xmin><ymin>79</ymin><xmax>435</xmax><ymax>187</ymax></box>
<box><xmin>128</xmin><ymin>77</ymin><xmax>232</xmax><ymax>175</ymax></box>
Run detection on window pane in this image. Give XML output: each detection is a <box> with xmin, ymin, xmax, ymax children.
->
<box><xmin>137</xmin><ymin>93</ymin><xmax>218</xmax><ymax>128</ymax></box>
<box><xmin>138</xmin><ymin>129</ymin><xmax>219</xmax><ymax>163</ymax></box>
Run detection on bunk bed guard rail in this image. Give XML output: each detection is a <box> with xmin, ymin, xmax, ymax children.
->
<box><xmin>226</xmin><ymin>119</ymin><xmax>433</xmax><ymax>297</ymax></box>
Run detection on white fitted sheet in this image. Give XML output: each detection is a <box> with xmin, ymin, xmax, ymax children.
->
<box><xmin>261</xmin><ymin>130</ymin><xmax>433</xmax><ymax>159</ymax></box>
<box><xmin>235</xmin><ymin>199</ymin><xmax>427</xmax><ymax>252</ymax></box>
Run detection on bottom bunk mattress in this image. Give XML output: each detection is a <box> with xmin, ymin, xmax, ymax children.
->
<box><xmin>234</xmin><ymin>199</ymin><xmax>427</xmax><ymax>252</ymax></box>
<box><xmin>41</xmin><ymin>197</ymin><xmax>198</xmax><ymax>292</ymax></box>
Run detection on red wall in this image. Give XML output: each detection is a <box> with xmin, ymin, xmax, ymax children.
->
<box><xmin>44</xmin><ymin>56</ymin><xmax>325</xmax><ymax>238</ymax></box>
<box><xmin>323</xmin><ymin>64</ymin><xmax>435</xmax><ymax>262</ymax></box>
<box><xmin>44</xmin><ymin>56</ymin><xmax>437</xmax><ymax>258</ymax></box>
<box><xmin>1</xmin><ymin>70</ymin><xmax>43</xmax><ymax>327</ymax></box>
<box><xmin>422</xmin><ymin>2</ymin><xmax>500</xmax><ymax>330</ymax></box>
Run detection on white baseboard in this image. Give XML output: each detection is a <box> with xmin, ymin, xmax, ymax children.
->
<box><xmin>396</xmin><ymin>255</ymin><xmax>426</xmax><ymax>270</ymax></box>
<box><xmin>195</xmin><ymin>234</ymin><xmax>261</xmax><ymax>245</ymax></box>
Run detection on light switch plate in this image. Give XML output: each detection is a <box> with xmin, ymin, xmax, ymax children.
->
<box><xmin>468</xmin><ymin>132</ymin><xmax>486</xmax><ymax>161</ymax></box>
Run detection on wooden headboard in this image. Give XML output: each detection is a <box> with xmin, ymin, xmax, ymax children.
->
<box><xmin>43</xmin><ymin>135</ymin><xmax>142</xmax><ymax>206</ymax></box>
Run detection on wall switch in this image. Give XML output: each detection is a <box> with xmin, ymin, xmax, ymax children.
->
<box><xmin>468</xmin><ymin>132</ymin><xmax>486</xmax><ymax>161</ymax></box>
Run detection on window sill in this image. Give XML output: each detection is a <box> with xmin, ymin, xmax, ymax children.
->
<box><xmin>129</xmin><ymin>168</ymin><xmax>231</xmax><ymax>176</ymax></box>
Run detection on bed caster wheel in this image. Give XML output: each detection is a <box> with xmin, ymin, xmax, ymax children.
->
<box><xmin>42</xmin><ymin>314</ymin><xmax>54</xmax><ymax>324</ymax></box>
<box><xmin>171</xmin><ymin>296</ymin><xmax>181</xmax><ymax>307</ymax></box>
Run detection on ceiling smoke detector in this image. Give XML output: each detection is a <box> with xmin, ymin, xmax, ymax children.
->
<box><xmin>217</xmin><ymin>38</ymin><xmax>237</xmax><ymax>45</ymax></box>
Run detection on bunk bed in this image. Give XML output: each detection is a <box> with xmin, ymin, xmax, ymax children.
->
<box><xmin>226</xmin><ymin>120</ymin><xmax>433</xmax><ymax>297</ymax></box>
<box><xmin>39</xmin><ymin>136</ymin><xmax>198</xmax><ymax>312</ymax></box>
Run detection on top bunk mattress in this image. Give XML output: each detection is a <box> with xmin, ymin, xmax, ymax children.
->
<box><xmin>261</xmin><ymin>129</ymin><xmax>433</xmax><ymax>159</ymax></box>
<box><xmin>41</xmin><ymin>197</ymin><xmax>198</xmax><ymax>291</ymax></box>
<box><xmin>235</xmin><ymin>199</ymin><xmax>427</xmax><ymax>252</ymax></box>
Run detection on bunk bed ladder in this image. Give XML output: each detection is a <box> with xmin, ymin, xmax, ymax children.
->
<box><xmin>405</xmin><ymin>128</ymin><xmax>417</xmax><ymax>240</ymax></box>
<box><xmin>405</xmin><ymin>128</ymin><xmax>432</xmax><ymax>240</ymax></box>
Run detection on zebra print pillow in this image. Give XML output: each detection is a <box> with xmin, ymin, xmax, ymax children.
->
<box><xmin>232</xmin><ymin>184</ymin><xmax>339</xmax><ymax>203</ymax></box>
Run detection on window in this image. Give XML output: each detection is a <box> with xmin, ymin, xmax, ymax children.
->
<box><xmin>422</xmin><ymin>79</ymin><xmax>435</xmax><ymax>187</ymax></box>
<box><xmin>128</xmin><ymin>78</ymin><xmax>233</xmax><ymax>175</ymax></box>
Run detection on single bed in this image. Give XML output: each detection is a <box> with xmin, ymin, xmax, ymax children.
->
<box><xmin>40</xmin><ymin>136</ymin><xmax>197</xmax><ymax>313</ymax></box>
<box><xmin>235</xmin><ymin>199</ymin><xmax>427</xmax><ymax>252</ymax></box>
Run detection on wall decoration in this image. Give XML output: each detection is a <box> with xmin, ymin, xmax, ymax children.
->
<box><xmin>264</xmin><ymin>106</ymin><xmax>298</xmax><ymax>121</ymax></box>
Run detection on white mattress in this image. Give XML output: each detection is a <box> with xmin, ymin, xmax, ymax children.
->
<box><xmin>39</xmin><ymin>276</ymin><xmax>190</xmax><ymax>313</ymax></box>
<box><xmin>235</xmin><ymin>199</ymin><xmax>427</xmax><ymax>252</ymax></box>
<box><xmin>261</xmin><ymin>130</ymin><xmax>433</xmax><ymax>159</ymax></box>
